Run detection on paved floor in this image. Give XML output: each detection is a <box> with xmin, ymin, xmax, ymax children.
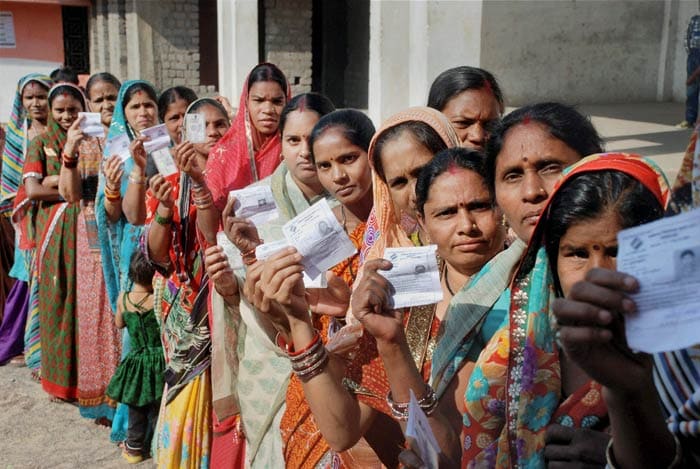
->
<box><xmin>579</xmin><ymin>102</ymin><xmax>690</xmax><ymax>183</ymax></box>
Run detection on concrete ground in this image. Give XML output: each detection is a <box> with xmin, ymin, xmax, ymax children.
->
<box><xmin>579</xmin><ymin>101</ymin><xmax>690</xmax><ymax>184</ymax></box>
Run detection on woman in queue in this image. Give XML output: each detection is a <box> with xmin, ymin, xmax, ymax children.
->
<box><xmin>204</xmin><ymin>92</ymin><xmax>336</xmax><ymax>467</ymax></box>
<box><xmin>0</xmin><ymin>72</ymin><xmax>52</xmax><ymax>368</ymax></box>
<box><xmin>59</xmin><ymin>72</ymin><xmax>123</xmax><ymax>421</ymax></box>
<box><xmin>200</xmin><ymin>63</ymin><xmax>291</xmax><ymax>245</ymax></box>
<box><xmin>147</xmin><ymin>97</ymin><xmax>230</xmax><ymax>468</ymax></box>
<box><xmin>21</xmin><ymin>83</ymin><xmax>86</xmax><ymax>400</ymax></box>
<box><xmin>427</xmin><ymin>66</ymin><xmax>504</xmax><ymax>151</ymax></box>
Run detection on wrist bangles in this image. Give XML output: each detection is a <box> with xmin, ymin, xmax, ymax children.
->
<box><xmin>154</xmin><ymin>211</ymin><xmax>172</xmax><ymax>226</ymax></box>
<box><xmin>281</xmin><ymin>330</ymin><xmax>329</xmax><ymax>382</ymax></box>
<box><xmin>62</xmin><ymin>152</ymin><xmax>79</xmax><ymax>169</ymax></box>
<box><xmin>386</xmin><ymin>383</ymin><xmax>439</xmax><ymax>421</ymax></box>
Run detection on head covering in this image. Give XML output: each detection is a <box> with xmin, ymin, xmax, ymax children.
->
<box><xmin>462</xmin><ymin>152</ymin><xmax>670</xmax><ymax>468</ymax></box>
<box><xmin>205</xmin><ymin>63</ymin><xmax>291</xmax><ymax>211</ymax></box>
<box><xmin>96</xmin><ymin>79</ymin><xmax>156</xmax><ymax>312</ymax></box>
<box><xmin>361</xmin><ymin>107</ymin><xmax>461</xmax><ymax>262</ymax></box>
<box><xmin>0</xmin><ymin>73</ymin><xmax>52</xmax><ymax>214</ymax></box>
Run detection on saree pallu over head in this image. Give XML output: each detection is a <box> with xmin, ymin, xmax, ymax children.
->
<box><xmin>206</xmin><ymin>64</ymin><xmax>291</xmax><ymax>211</ymax></box>
<box><xmin>361</xmin><ymin>107</ymin><xmax>461</xmax><ymax>263</ymax></box>
<box><xmin>462</xmin><ymin>153</ymin><xmax>670</xmax><ymax>468</ymax></box>
<box><xmin>669</xmin><ymin>129</ymin><xmax>700</xmax><ymax>214</ymax></box>
<box><xmin>1</xmin><ymin>73</ymin><xmax>52</xmax><ymax>215</ymax></box>
<box><xmin>96</xmin><ymin>79</ymin><xmax>157</xmax><ymax>311</ymax></box>
<box><xmin>25</xmin><ymin>83</ymin><xmax>87</xmax><ymax>400</ymax></box>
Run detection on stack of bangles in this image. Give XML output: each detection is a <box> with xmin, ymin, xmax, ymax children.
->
<box><xmin>386</xmin><ymin>383</ymin><xmax>438</xmax><ymax>421</ymax></box>
<box><xmin>128</xmin><ymin>173</ymin><xmax>146</xmax><ymax>185</ymax></box>
<box><xmin>192</xmin><ymin>181</ymin><xmax>213</xmax><ymax>210</ymax></box>
<box><xmin>282</xmin><ymin>331</ymin><xmax>329</xmax><ymax>382</ymax></box>
<box><xmin>62</xmin><ymin>152</ymin><xmax>79</xmax><ymax>169</ymax></box>
<box><xmin>241</xmin><ymin>244</ymin><xmax>260</xmax><ymax>266</ymax></box>
<box><xmin>104</xmin><ymin>185</ymin><xmax>121</xmax><ymax>203</ymax></box>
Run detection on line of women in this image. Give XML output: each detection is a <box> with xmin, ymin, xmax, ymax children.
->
<box><xmin>0</xmin><ymin>61</ymin><xmax>697</xmax><ymax>469</ymax></box>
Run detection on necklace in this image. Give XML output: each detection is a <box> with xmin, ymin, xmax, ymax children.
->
<box><xmin>443</xmin><ymin>262</ymin><xmax>455</xmax><ymax>296</ymax></box>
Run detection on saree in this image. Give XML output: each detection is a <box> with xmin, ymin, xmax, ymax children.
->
<box><xmin>75</xmin><ymin>137</ymin><xmax>121</xmax><ymax>419</ymax></box>
<box><xmin>227</xmin><ymin>164</ymin><xmax>331</xmax><ymax>467</ymax></box>
<box><xmin>205</xmin><ymin>64</ymin><xmax>291</xmax><ymax>211</ymax></box>
<box><xmin>461</xmin><ymin>153</ymin><xmax>670</xmax><ymax>468</ymax></box>
<box><xmin>150</xmin><ymin>172</ymin><xmax>213</xmax><ymax>468</ymax></box>
<box><xmin>360</xmin><ymin>107</ymin><xmax>461</xmax><ymax>264</ymax></box>
<box><xmin>96</xmin><ymin>80</ymin><xmax>156</xmax><ymax>442</ymax></box>
<box><xmin>23</xmin><ymin>84</ymin><xmax>87</xmax><ymax>399</ymax></box>
<box><xmin>280</xmin><ymin>221</ymin><xmax>366</xmax><ymax>469</ymax></box>
<box><xmin>1</xmin><ymin>74</ymin><xmax>51</xmax><ymax>367</ymax></box>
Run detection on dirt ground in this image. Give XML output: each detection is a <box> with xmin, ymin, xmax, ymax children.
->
<box><xmin>0</xmin><ymin>364</ymin><xmax>149</xmax><ymax>468</ymax></box>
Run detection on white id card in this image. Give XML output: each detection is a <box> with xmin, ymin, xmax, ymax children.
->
<box><xmin>229</xmin><ymin>186</ymin><xmax>279</xmax><ymax>226</ymax></box>
<box><xmin>282</xmin><ymin>198</ymin><xmax>356</xmax><ymax>280</ymax></box>
<box><xmin>216</xmin><ymin>231</ymin><xmax>243</xmax><ymax>270</ymax></box>
<box><xmin>255</xmin><ymin>239</ymin><xmax>327</xmax><ymax>288</ymax></box>
<box><xmin>78</xmin><ymin>112</ymin><xmax>105</xmax><ymax>138</ymax></box>
<box><xmin>141</xmin><ymin>123</ymin><xmax>170</xmax><ymax>153</ymax></box>
<box><xmin>185</xmin><ymin>113</ymin><xmax>206</xmax><ymax>143</ymax></box>
<box><xmin>380</xmin><ymin>245</ymin><xmax>443</xmax><ymax>309</ymax></box>
<box><xmin>405</xmin><ymin>389</ymin><xmax>440</xmax><ymax>469</ymax></box>
<box><xmin>617</xmin><ymin>208</ymin><xmax>700</xmax><ymax>353</ymax></box>
<box><xmin>106</xmin><ymin>133</ymin><xmax>131</xmax><ymax>162</ymax></box>
<box><xmin>151</xmin><ymin>148</ymin><xmax>178</xmax><ymax>177</ymax></box>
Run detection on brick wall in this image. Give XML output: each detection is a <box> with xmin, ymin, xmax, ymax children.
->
<box><xmin>263</xmin><ymin>0</ymin><xmax>313</xmax><ymax>96</ymax></box>
<box><xmin>90</xmin><ymin>0</ymin><xmax>216</xmax><ymax>96</ymax></box>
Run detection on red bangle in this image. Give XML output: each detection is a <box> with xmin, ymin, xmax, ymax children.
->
<box><xmin>287</xmin><ymin>331</ymin><xmax>321</xmax><ymax>356</ymax></box>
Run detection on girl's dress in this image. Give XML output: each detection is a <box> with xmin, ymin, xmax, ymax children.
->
<box><xmin>107</xmin><ymin>294</ymin><xmax>165</xmax><ymax>407</ymax></box>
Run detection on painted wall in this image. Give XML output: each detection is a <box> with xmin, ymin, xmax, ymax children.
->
<box><xmin>480</xmin><ymin>0</ymin><xmax>666</xmax><ymax>105</ymax></box>
<box><xmin>0</xmin><ymin>2</ymin><xmax>63</xmax><ymax>123</ymax></box>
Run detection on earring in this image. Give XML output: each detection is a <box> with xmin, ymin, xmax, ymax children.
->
<box><xmin>279</xmin><ymin>153</ymin><xmax>284</xmax><ymax>161</ymax></box>
<box><xmin>501</xmin><ymin>214</ymin><xmax>509</xmax><ymax>227</ymax></box>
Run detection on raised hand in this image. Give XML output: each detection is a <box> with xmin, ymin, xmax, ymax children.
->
<box><xmin>544</xmin><ymin>424</ymin><xmax>609</xmax><ymax>468</ymax></box>
<box><xmin>174</xmin><ymin>141</ymin><xmax>204</xmax><ymax>184</ymax></box>
<box><xmin>129</xmin><ymin>135</ymin><xmax>149</xmax><ymax>171</ymax></box>
<box><xmin>204</xmin><ymin>245</ymin><xmax>238</xmax><ymax>300</ymax></box>
<box><xmin>222</xmin><ymin>196</ymin><xmax>261</xmax><ymax>254</ymax></box>
<box><xmin>149</xmin><ymin>174</ymin><xmax>174</xmax><ymax>209</ymax></box>
<box><xmin>103</xmin><ymin>155</ymin><xmax>124</xmax><ymax>190</ymax></box>
<box><xmin>552</xmin><ymin>267</ymin><xmax>652</xmax><ymax>394</ymax></box>
<box><xmin>307</xmin><ymin>272</ymin><xmax>351</xmax><ymax>318</ymax></box>
<box><xmin>350</xmin><ymin>259</ymin><xmax>404</xmax><ymax>344</ymax></box>
<box><xmin>63</xmin><ymin>116</ymin><xmax>85</xmax><ymax>158</ymax></box>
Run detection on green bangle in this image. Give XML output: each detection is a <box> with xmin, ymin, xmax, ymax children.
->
<box><xmin>154</xmin><ymin>212</ymin><xmax>172</xmax><ymax>226</ymax></box>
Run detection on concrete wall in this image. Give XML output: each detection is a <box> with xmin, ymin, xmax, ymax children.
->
<box><xmin>263</xmin><ymin>0</ymin><xmax>312</xmax><ymax>95</ymax></box>
<box><xmin>480</xmin><ymin>0</ymin><xmax>666</xmax><ymax>105</ymax></box>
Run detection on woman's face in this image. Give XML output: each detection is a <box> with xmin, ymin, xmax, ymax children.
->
<box><xmin>494</xmin><ymin>122</ymin><xmax>582</xmax><ymax>244</ymax></box>
<box><xmin>21</xmin><ymin>81</ymin><xmax>49</xmax><ymax>123</ymax></box>
<box><xmin>557</xmin><ymin>210</ymin><xmax>620</xmax><ymax>297</ymax></box>
<box><xmin>441</xmin><ymin>87</ymin><xmax>501</xmax><ymax>150</ymax></box>
<box><xmin>379</xmin><ymin>130</ymin><xmax>435</xmax><ymax>220</ymax></box>
<box><xmin>192</xmin><ymin>104</ymin><xmax>230</xmax><ymax>156</ymax></box>
<box><xmin>313</xmin><ymin>127</ymin><xmax>372</xmax><ymax>207</ymax></box>
<box><xmin>87</xmin><ymin>80</ymin><xmax>119</xmax><ymax>128</ymax></box>
<box><xmin>51</xmin><ymin>94</ymin><xmax>84</xmax><ymax>131</ymax></box>
<box><xmin>420</xmin><ymin>168</ymin><xmax>505</xmax><ymax>276</ymax></box>
<box><xmin>163</xmin><ymin>97</ymin><xmax>189</xmax><ymax>144</ymax></box>
<box><xmin>124</xmin><ymin>90</ymin><xmax>158</xmax><ymax>132</ymax></box>
<box><xmin>247</xmin><ymin>81</ymin><xmax>286</xmax><ymax>136</ymax></box>
<box><xmin>282</xmin><ymin>109</ymin><xmax>321</xmax><ymax>188</ymax></box>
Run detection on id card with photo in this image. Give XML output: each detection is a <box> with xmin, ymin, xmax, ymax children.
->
<box><xmin>106</xmin><ymin>133</ymin><xmax>131</xmax><ymax>162</ymax></box>
<box><xmin>185</xmin><ymin>113</ymin><xmax>206</xmax><ymax>143</ymax></box>
<box><xmin>151</xmin><ymin>148</ymin><xmax>178</xmax><ymax>177</ymax></box>
<box><xmin>78</xmin><ymin>112</ymin><xmax>105</xmax><ymax>138</ymax></box>
<box><xmin>142</xmin><ymin>123</ymin><xmax>170</xmax><ymax>153</ymax></box>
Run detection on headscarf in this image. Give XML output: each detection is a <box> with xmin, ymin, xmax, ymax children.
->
<box><xmin>96</xmin><ymin>79</ymin><xmax>157</xmax><ymax>311</ymax></box>
<box><xmin>0</xmin><ymin>73</ymin><xmax>52</xmax><ymax>215</ymax></box>
<box><xmin>361</xmin><ymin>107</ymin><xmax>461</xmax><ymax>262</ymax></box>
<box><xmin>462</xmin><ymin>153</ymin><xmax>670</xmax><ymax>468</ymax></box>
<box><xmin>205</xmin><ymin>63</ymin><xmax>291</xmax><ymax>211</ymax></box>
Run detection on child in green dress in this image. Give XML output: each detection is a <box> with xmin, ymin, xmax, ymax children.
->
<box><xmin>107</xmin><ymin>251</ymin><xmax>165</xmax><ymax>463</ymax></box>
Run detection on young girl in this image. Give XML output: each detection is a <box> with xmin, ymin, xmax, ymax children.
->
<box><xmin>107</xmin><ymin>251</ymin><xmax>165</xmax><ymax>463</ymax></box>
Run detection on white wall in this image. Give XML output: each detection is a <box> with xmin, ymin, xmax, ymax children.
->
<box><xmin>480</xmin><ymin>0</ymin><xmax>667</xmax><ymax>105</ymax></box>
<box><xmin>0</xmin><ymin>58</ymin><xmax>60</xmax><ymax>125</ymax></box>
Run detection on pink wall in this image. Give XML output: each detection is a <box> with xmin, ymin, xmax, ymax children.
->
<box><xmin>0</xmin><ymin>2</ymin><xmax>64</xmax><ymax>63</ymax></box>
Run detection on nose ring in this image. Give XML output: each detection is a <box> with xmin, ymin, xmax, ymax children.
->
<box><xmin>472</xmin><ymin>223</ymin><xmax>478</xmax><ymax>231</ymax></box>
